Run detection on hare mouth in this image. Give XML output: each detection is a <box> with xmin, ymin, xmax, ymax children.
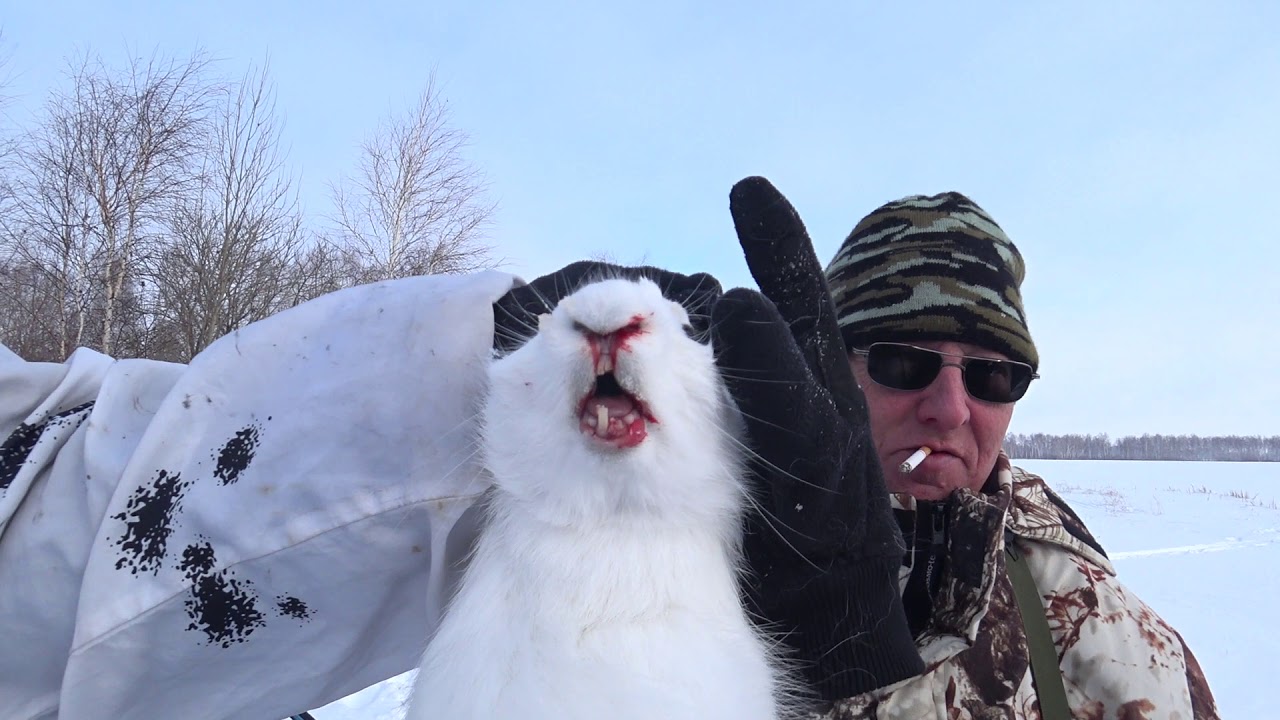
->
<box><xmin>578</xmin><ymin>372</ymin><xmax>656</xmax><ymax>448</ymax></box>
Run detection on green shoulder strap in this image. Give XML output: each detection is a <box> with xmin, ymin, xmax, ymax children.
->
<box><xmin>1004</xmin><ymin>534</ymin><xmax>1072</xmax><ymax>719</ymax></box>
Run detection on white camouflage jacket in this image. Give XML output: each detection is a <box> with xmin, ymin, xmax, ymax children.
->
<box><xmin>1</xmin><ymin>272</ymin><xmax>515</xmax><ymax>720</ymax></box>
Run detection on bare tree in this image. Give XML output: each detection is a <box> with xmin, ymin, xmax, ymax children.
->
<box><xmin>1</xmin><ymin>49</ymin><xmax>500</xmax><ymax>361</ymax></box>
<box><xmin>0</xmin><ymin>94</ymin><xmax>101</xmax><ymax>359</ymax></box>
<box><xmin>327</xmin><ymin>76</ymin><xmax>495</xmax><ymax>284</ymax></box>
<box><xmin>0</xmin><ymin>49</ymin><xmax>215</xmax><ymax>359</ymax></box>
<box><xmin>2</xmin><ymin>49</ymin><xmax>218</xmax><ymax>358</ymax></box>
<box><xmin>0</xmin><ymin>260</ymin><xmax>67</xmax><ymax>360</ymax></box>
<box><xmin>278</xmin><ymin>238</ymin><xmax>351</xmax><ymax>307</ymax></box>
<box><xmin>75</xmin><ymin>50</ymin><xmax>218</xmax><ymax>354</ymax></box>
<box><xmin>0</xmin><ymin>29</ymin><xmax>16</xmax><ymax>144</ymax></box>
<box><xmin>0</xmin><ymin>34</ymin><xmax>71</xmax><ymax>359</ymax></box>
<box><xmin>150</xmin><ymin>62</ymin><xmax>307</xmax><ymax>361</ymax></box>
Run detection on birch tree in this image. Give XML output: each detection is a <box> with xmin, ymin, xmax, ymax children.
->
<box><xmin>151</xmin><ymin>63</ymin><xmax>306</xmax><ymax>360</ymax></box>
<box><xmin>0</xmin><ymin>105</ymin><xmax>99</xmax><ymax>359</ymax></box>
<box><xmin>327</xmin><ymin>76</ymin><xmax>495</xmax><ymax>284</ymax></box>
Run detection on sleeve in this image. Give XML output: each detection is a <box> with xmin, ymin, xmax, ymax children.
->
<box><xmin>1179</xmin><ymin>631</ymin><xmax>1220</xmax><ymax>720</ymax></box>
<box><xmin>1045</xmin><ymin>558</ymin><xmax>1221</xmax><ymax>720</ymax></box>
<box><xmin>0</xmin><ymin>270</ymin><xmax>519</xmax><ymax>720</ymax></box>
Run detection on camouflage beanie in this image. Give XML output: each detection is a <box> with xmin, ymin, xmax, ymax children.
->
<box><xmin>824</xmin><ymin>191</ymin><xmax>1039</xmax><ymax>370</ymax></box>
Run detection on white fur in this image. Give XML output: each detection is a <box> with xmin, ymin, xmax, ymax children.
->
<box><xmin>405</xmin><ymin>277</ymin><xmax>793</xmax><ymax>720</ymax></box>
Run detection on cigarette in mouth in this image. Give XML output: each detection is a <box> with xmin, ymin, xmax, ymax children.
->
<box><xmin>899</xmin><ymin>446</ymin><xmax>932</xmax><ymax>474</ymax></box>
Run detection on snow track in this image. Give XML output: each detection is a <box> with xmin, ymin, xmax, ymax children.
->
<box><xmin>1111</xmin><ymin>527</ymin><xmax>1280</xmax><ymax>559</ymax></box>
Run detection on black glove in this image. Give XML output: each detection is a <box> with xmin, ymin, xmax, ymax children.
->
<box><xmin>492</xmin><ymin>260</ymin><xmax>722</xmax><ymax>355</ymax></box>
<box><xmin>712</xmin><ymin>177</ymin><xmax>924</xmax><ymax>701</ymax></box>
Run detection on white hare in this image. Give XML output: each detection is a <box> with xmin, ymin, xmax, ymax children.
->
<box><xmin>405</xmin><ymin>275</ymin><xmax>796</xmax><ymax>720</ymax></box>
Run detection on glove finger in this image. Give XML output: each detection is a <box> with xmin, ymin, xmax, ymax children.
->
<box><xmin>728</xmin><ymin>177</ymin><xmax>860</xmax><ymax>413</ymax></box>
<box><xmin>711</xmin><ymin>288</ymin><xmax>830</xmax><ymax>457</ymax></box>
<box><xmin>712</xmin><ymin>289</ymin><xmax>855</xmax><ymax>531</ymax></box>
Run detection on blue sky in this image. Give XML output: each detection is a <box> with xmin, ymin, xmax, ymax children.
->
<box><xmin>3</xmin><ymin>2</ymin><xmax>1277</xmax><ymax>437</ymax></box>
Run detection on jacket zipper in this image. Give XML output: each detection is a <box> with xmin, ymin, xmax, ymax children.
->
<box><xmin>924</xmin><ymin>502</ymin><xmax>947</xmax><ymax>595</ymax></box>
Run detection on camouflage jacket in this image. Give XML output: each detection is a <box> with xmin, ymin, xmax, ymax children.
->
<box><xmin>824</xmin><ymin>454</ymin><xmax>1218</xmax><ymax>719</ymax></box>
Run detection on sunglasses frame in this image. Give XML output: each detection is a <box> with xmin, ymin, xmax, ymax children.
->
<box><xmin>850</xmin><ymin>341</ymin><xmax>1039</xmax><ymax>404</ymax></box>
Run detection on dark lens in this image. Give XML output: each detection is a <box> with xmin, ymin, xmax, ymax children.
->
<box><xmin>964</xmin><ymin>359</ymin><xmax>1032</xmax><ymax>403</ymax></box>
<box><xmin>867</xmin><ymin>344</ymin><xmax>942</xmax><ymax>390</ymax></box>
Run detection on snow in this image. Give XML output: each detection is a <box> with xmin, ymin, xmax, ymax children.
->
<box><xmin>309</xmin><ymin>460</ymin><xmax>1276</xmax><ymax>719</ymax></box>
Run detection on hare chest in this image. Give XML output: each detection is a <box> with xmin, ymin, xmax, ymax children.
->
<box><xmin>408</xmin><ymin>524</ymin><xmax>782</xmax><ymax>720</ymax></box>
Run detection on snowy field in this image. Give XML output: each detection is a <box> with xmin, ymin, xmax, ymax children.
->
<box><xmin>310</xmin><ymin>460</ymin><xmax>1275</xmax><ymax>719</ymax></box>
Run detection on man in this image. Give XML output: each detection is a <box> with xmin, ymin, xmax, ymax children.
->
<box><xmin>712</xmin><ymin>177</ymin><xmax>1219</xmax><ymax>718</ymax></box>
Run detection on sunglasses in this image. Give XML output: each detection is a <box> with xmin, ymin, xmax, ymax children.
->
<box><xmin>851</xmin><ymin>342</ymin><xmax>1038</xmax><ymax>404</ymax></box>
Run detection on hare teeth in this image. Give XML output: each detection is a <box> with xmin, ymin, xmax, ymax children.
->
<box><xmin>597</xmin><ymin>353</ymin><xmax>613</xmax><ymax>374</ymax></box>
<box><xmin>597</xmin><ymin>404</ymin><xmax>608</xmax><ymax>431</ymax></box>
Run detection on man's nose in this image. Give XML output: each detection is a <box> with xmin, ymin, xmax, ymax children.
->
<box><xmin>916</xmin><ymin>364</ymin><xmax>970</xmax><ymax>429</ymax></box>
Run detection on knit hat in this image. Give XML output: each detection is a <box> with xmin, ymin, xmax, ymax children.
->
<box><xmin>824</xmin><ymin>191</ymin><xmax>1038</xmax><ymax>370</ymax></box>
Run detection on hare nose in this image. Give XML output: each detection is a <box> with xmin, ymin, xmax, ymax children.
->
<box><xmin>576</xmin><ymin>315</ymin><xmax>648</xmax><ymax>375</ymax></box>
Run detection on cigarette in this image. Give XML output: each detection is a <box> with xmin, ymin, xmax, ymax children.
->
<box><xmin>899</xmin><ymin>446</ymin><xmax>932</xmax><ymax>473</ymax></box>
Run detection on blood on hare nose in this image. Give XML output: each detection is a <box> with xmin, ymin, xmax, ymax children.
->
<box><xmin>577</xmin><ymin>314</ymin><xmax>648</xmax><ymax>376</ymax></box>
<box><xmin>574</xmin><ymin>314</ymin><xmax>655</xmax><ymax>449</ymax></box>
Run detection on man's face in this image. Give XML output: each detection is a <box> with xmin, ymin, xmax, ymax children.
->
<box><xmin>849</xmin><ymin>340</ymin><xmax>1017</xmax><ymax>501</ymax></box>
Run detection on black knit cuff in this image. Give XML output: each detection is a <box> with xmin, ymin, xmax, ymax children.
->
<box><xmin>765</xmin><ymin>557</ymin><xmax>924</xmax><ymax>702</ymax></box>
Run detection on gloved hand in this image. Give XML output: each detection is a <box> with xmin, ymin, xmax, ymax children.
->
<box><xmin>712</xmin><ymin>176</ymin><xmax>923</xmax><ymax>701</ymax></box>
<box><xmin>492</xmin><ymin>260</ymin><xmax>722</xmax><ymax>355</ymax></box>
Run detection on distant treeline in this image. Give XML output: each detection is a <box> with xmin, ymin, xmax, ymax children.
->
<box><xmin>1004</xmin><ymin>433</ymin><xmax>1280</xmax><ymax>462</ymax></box>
